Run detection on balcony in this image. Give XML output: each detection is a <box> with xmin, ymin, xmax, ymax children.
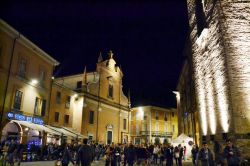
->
<box><xmin>140</xmin><ymin>131</ymin><xmax>173</xmax><ymax>137</ymax></box>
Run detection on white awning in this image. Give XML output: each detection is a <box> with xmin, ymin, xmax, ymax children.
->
<box><xmin>11</xmin><ymin>120</ymin><xmax>61</xmax><ymax>135</ymax></box>
<box><xmin>62</xmin><ymin>127</ymin><xmax>87</xmax><ymax>139</ymax></box>
<box><xmin>46</xmin><ymin>126</ymin><xmax>77</xmax><ymax>138</ymax></box>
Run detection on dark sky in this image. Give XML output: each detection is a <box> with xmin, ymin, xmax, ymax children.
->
<box><xmin>0</xmin><ymin>0</ymin><xmax>189</xmax><ymax>108</ymax></box>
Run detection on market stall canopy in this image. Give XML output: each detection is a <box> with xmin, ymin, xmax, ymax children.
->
<box><xmin>11</xmin><ymin>120</ymin><xmax>61</xmax><ymax>135</ymax></box>
<box><xmin>172</xmin><ymin>133</ymin><xmax>193</xmax><ymax>144</ymax></box>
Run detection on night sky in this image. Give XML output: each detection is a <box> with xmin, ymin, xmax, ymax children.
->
<box><xmin>0</xmin><ymin>0</ymin><xmax>189</xmax><ymax>108</ymax></box>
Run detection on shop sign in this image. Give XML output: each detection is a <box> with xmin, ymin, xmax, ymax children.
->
<box><xmin>7</xmin><ymin>112</ymin><xmax>44</xmax><ymax>125</ymax></box>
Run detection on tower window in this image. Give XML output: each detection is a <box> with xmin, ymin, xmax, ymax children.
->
<box><xmin>56</xmin><ymin>91</ymin><xmax>61</xmax><ymax>104</ymax></box>
<box><xmin>108</xmin><ymin>84</ymin><xmax>113</xmax><ymax>98</ymax></box>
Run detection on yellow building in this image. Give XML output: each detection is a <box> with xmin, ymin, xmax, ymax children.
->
<box><xmin>51</xmin><ymin>51</ymin><xmax>130</xmax><ymax>144</ymax></box>
<box><xmin>130</xmin><ymin>106</ymin><xmax>178</xmax><ymax>145</ymax></box>
<box><xmin>0</xmin><ymin>19</ymin><xmax>59</xmax><ymax>144</ymax></box>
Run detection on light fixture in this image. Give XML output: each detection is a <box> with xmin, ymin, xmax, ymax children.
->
<box><xmin>25</xmin><ymin>127</ymin><xmax>29</xmax><ymax>132</ymax></box>
<box><xmin>31</xmin><ymin>79</ymin><xmax>38</xmax><ymax>85</ymax></box>
<box><xmin>52</xmin><ymin>76</ymin><xmax>55</xmax><ymax>80</ymax></box>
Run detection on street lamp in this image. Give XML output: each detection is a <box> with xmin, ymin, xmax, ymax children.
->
<box><xmin>31</xmin><ymin>79</ymin><xmax>38</xmax><ymax>85</ymax></box>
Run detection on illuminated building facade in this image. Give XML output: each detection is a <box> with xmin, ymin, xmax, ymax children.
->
<box><xmin>52</xmin><ymin>52</ymin><xmax>130</xmax><ymax>144</ymax></box>
<box><xmin>187</xmin><ymin>0</ymin><xmax>250</xmax><ymax>156</ymax></box>
<box><xmin>0</xmin><ymin>20</ymin><xmax>59</xmax><ymax>145</ymax></box>
<box><xmin>176</xmin><ymin>60</ymin><xmax>200</xmax><ymax>145</ymax></box>
<box><xmin>130</xmin><ymin>106</ymin><xmax>178</xmax><ymax>145</ymax></box>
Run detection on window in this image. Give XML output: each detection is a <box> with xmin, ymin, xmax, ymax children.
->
<box><xmin>76</xmin><ymin>81</ymin><xmax>82</xmax><ymax>89</ymax></box>
<box><xmin>55</xmin><ymin>112</ymin><xmax>59</xmax><ymax>122</ymax></box>
<box><xmin>65</xmin><ymin>96</ymin><xmax>71</xmax><ymax>109</ymax></box>
<box><xmin>64</xmin><ymin>115</ymin><xmax>69</xmax><ymax>124</ymax></box>
<box><xmin>89</xmin><ymin>111</ymin><xmax>94</xmax><ymax>124</ymax></box>
<box><xmin>172</xmin><ymin>125</ymin><xmax>175</xmax><ymax>132</ymax></box>
<box><xmin>155</xmin><ymin>122</ymin><xmax>159</xmax><ymax>131</ymax></box>
<box><xmin>155</xmin><ymin>111</ymin><xmax>159</xmax><ymax>120</ymax></box>
<box><xmin>56</xmin><ymin>91</ymin><xmax>61</xmax><ymax>104</ymax></box>
<box><xmin>39</xmin><ymin>69</ymin><xmax>46</xmax><ymax>82</ymax></box>
<box><xmin>18</xmin><ymin>58</ymin><xmax>26</xmax><ymax>78</ymax></box>
<box><xmin>41</xmin><ymin>100</ymin><xmax>46</xmax><ymax>117</ymax></box>
<box><xmin>172</xmin><ymin>112</ymin><xmax>175</xmax><ymax>117</ymax></box>
<box><xmin>142</xmin><ymin>123</ymin><xmax>147</xmax><ymax>131</ymax></box>
<box><xmin>13</xmin><ymin>90</ymin><xmax>23</xmax><ymax>110</ymax></box>
<box><xmin>164</xmin><ymin>123</ymin><xmax>168</xmax><ymax>132</ymax></box>
<box><xmin>107</xmin><ymin>76</ymin><xmax>113</xmax><ymax>99</ymax></box>
<box><xmin>164</xmin><ymin>112</ymin><xmax>167</xmax><ymax>121</ymax></box>
<box><xmin>123</xmin><ymin>119</ymin><xmax>127</xmax><ymax>130</ymax></box>
<box><xmin>34</xmin><ymin>97</ymin><xmax>43</xmax><ymax>115</ymax></box>
<box><xmin>136</xmin><ymin>124</ymin><xmax>140</xmax><ymax>135</ymax></box>
<box><xmin>108</xmin><ymin>84</ymin><xmax>113</xmax><ymax>98</ymax></box>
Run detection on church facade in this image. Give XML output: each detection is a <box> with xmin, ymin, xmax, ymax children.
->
<box><xmin>50</xmin><ymin>51</ymin><xmax>130</xmax><ymax>144</ymax></box>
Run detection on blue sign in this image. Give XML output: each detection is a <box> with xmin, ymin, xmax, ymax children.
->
<box><xmin>7</xmin><ymin>112</ymin><xmax>44</xmax><ymax>125</ymax></box>
<box><xmin>15</xmin><ymin>114</ymin><xmax>26</xmax><ymax>121</ymax></box>
<box><xmin>26</xmin><ymin>117</ymin><xmax>33</xmax><ymax>123</ymax></box>
<box><xmin>7</xmin><ymin>112</ymin><xmax>14</xmax><ymax>118</ymax></box>
<box><xmin>33</xmin><ymin>118</ymin><xmax>43</xmax><ymax>125</ymax></box>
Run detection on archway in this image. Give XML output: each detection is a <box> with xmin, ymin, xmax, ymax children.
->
<box><xmin>1</xmin><ymin>121</ymin><xmax>22</xmax><ymax>143</ymax></box>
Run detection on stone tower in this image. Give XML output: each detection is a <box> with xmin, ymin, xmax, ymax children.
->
<box><xmin>187</xmin><ymin>0</ymin><xmax>250</xmax><ymax>156</ymax></box>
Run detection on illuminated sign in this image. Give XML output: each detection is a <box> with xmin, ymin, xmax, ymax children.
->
<box><xmin>7</xmin><ymin>112</ymin><xmax>44</xmax><ymax>125</ymax></box>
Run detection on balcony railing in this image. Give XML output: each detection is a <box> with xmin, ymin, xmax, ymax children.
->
<box><xmin>140</xmin><ymin>131</ymin><xmax>173</xmax><ymax>137</ymax></box>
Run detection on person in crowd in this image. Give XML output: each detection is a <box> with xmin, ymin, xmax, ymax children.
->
<box><xmin>153</xmin><ymin>144</ymin><xmax>160</xmax><ymax>164</ymax></box>
<box><xmin>174</xmin><ymin>146</ymin><xmax>180</xmax><ymax>166</ymax></box>
<box><xmin>123</xmin><ymin>144</ymin><xmax>128</xmax><ymax>166</ymax></box>
<box><xmin>191</xmin><ymin>144</ymin><xmax>199</xmax><ymax>166</ymax></box>
<box><xmin>178</xmin><ymin>144</ymin><xmax>184</xmax><ymax>166</ymax></box>
<box><xmin>77</xmin><ymin>138</ymin><xmax>93</xmax><ymax>166</ymax></box>
<box><xmin>164</xmin><ymin>144</ymin><xmax>173</xmax><ymax>166</ymax></box>
<box><xmin>223</xmin><ymin>139</ymin><xmax>240</xmax><ymax>166</ymax></box>
<box><xmin>94</xmin><ymin>143</ymin><xmax>100</xmax><ymax>161</ymax></box>
<box><xmin>183</xmin><ymin>146</ymin><xmax>187</xmax><ymax>161</ymax></box>
<box><xmin>61</xmin><ymin>143</ymin><xmax>75</xmax><ymax>166</ymax></box>
<box><xmin>16</xmin><ymin>140</ymin><xmax>24</xmax><ymax>166</ymax></box>
<box><xmin>125</xmin><ymin>143</ymin><xmax>136</xmax><ymax>166</ymax></box>
<box><xmin>214</xmin><ymin>141</ymin><xmax>225</xmax><ymax>166</ymax></box>
<box><xmin>111</xmin><ymin>144</ymin><xmax>121</xmax><ymax>166</ymax></box>
<box><xmin>7</xmin><ymin>139</ymin><xmax>16</xmax><ymax>166</ymax></box>
<box><xmin>198</xmin><ymin>142</ymin><xmax>214</xmax><ymax>166</ymax></box>
<box><xmin>159</xmin><ymin>144</ymin><xmax>165</xmax><ymax>166</ymax></box>
<box><xmin>105</xmin><ymin>145</ymin><xmax>112</xmax><ymax>166</ymax></box>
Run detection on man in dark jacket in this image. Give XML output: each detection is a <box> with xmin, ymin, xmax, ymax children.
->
<box><xmin>125</xmin><ymin>143</ymin><xmax>136</xmax><ymax>166</ymax></box>
<box><xmin>198</xmin><ymin>143</ymin><xmax>214</xmax><ymax>166</ymax></box>
<box><xmin>224</xmin><ymin>139</ymin><xmax>240</xmax><ymax>166</ymax></box>
<box><xmin>77</xmin><ymin>139</ymin><xmax>92</xmax><ymax>166</ymax></box>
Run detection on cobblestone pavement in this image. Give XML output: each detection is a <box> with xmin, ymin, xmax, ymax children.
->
<box><xmin>16</xmin><ymin>159</ymin><xmax>193</xmax><ymax>166</ymax></box>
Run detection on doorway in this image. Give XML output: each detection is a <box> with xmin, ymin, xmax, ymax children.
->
<box><xmin>107</xmin><ymin>130</ymin><xmax>112</xmax><ymax>144</ymax></box>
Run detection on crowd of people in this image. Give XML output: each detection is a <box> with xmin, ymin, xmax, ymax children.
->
<box><xmin>0</xmin><ymin>138</ymin><xmax>244</xmax><ymax>166</ymax></box>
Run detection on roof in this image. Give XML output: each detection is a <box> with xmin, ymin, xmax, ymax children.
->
<box><xmin>0</xmin><ymin>19</ymin><xmax>59</xmax><ymax>66</ymax></box>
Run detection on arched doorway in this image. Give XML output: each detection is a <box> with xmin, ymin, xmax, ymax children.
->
<box><xmin>1</xmin><ymin>121</ymin><xmax>22</xmax><ymax>143</ymax></box>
